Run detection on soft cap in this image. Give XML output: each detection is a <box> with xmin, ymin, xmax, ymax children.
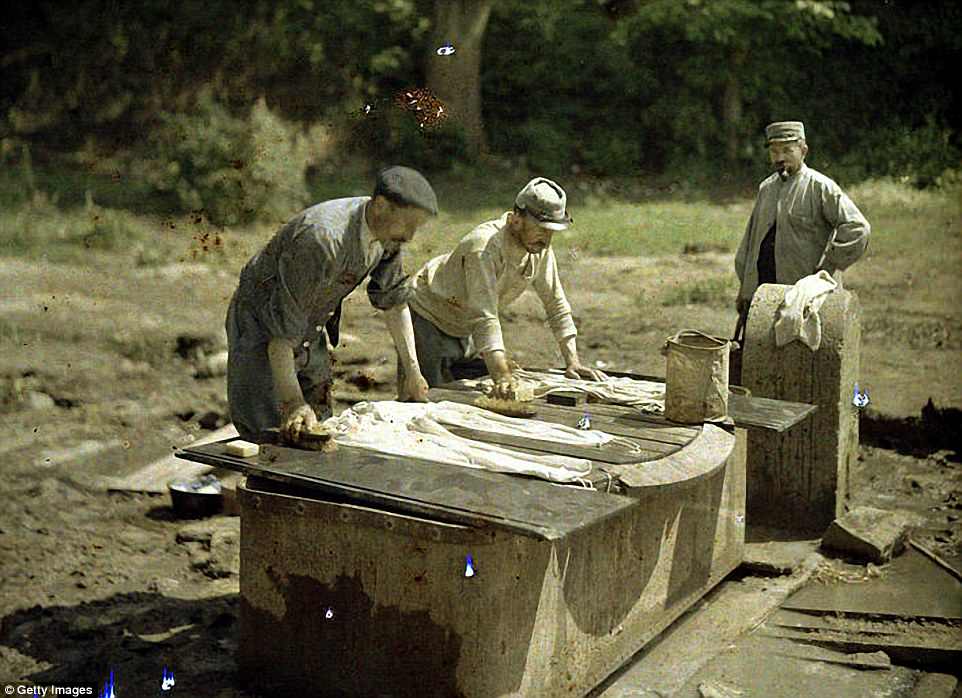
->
<box><xmin>515</xmin><ymin>177</ymin><xmax>573</xmax><ymax>231</ymax></box>
<box><xmin>766</xmin><ymin>121</ymin><xmax>806</xmax><ymax>143</ymax></box>
<box><xmin>374</xmin><ymin>165</ymin><xmax>438</xmax><ymax>215</ymax></box>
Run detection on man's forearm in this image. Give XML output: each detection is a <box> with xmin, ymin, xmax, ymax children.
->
<box><xmin>559</xmin><ymin>334</ymin><xmax>579</xmax><ymax>368</ymax></box>
<box><xmin>382</xmin><ymin>304</ymin><xmax>421</xmax><ymax>375</ymax></box>
<box><xmin>267</xmin><ymin>338</ymin><xmax>304</xmax><ymax>406</ymax></box>
<box><xmin>481</xmin><ymin>349</ymin><xmax>512</xmax><ymax>383</ymax></box>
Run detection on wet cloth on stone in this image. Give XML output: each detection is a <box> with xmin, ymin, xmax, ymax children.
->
<box><xmin>226</xmin><ymin>196</ymin><xmax>412</xmax><ymax>440</ymax></box>
<box><xmin>461</xmin><ymin>369</ymin><xmax>666</xmax><ymax>414</ymax></box>
<box><xmin>321</xmin><ymin>400</ymin><xmax>631</xmax><ymax>483</ymax></box>
<box><xmin>774</xmin><ymin>270</ymin><xmax>838</xmax><ymax>351</ymax></box>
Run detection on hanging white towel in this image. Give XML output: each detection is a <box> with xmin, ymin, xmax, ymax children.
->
<box><xmin>774</xmin><ymin>270</ymin><xmax>838</xmax><ymax>351</ymax></box>
<box><xmin>320</xmin><ymin>400</ymin><xmax>624</xmax><ymax>483</ymax></box>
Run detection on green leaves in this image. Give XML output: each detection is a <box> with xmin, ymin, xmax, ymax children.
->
<box><xmin>146</xmin><ymin>90</ymin><xmax>310</xmax><ymax>226</ymax></box>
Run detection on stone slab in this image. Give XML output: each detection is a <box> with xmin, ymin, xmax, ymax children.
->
<box><xmin>821</xmin><ymin>506</ymin><xmax>910</xmax><ymax>563</ymax></box>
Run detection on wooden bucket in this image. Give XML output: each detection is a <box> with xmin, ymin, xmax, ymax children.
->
<box><xmin>663</xmin><ymin>330</ymin><xmax>730</xmax><ymax>424</ymax></box>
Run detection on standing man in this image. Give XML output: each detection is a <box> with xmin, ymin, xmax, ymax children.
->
<box><xmin>401</xmin><ymin>177</ymin><xmax>604</xmax><ymax>400</ymax></box>
<box><xmin>735</xmin><ymin>121</ymin><xmax>871</xmax><ymax>315</ymax></box>
<box><xmin>226</xmin><ymin>166</ymin><xmax>436</xmax><ymax>443</ymax></box>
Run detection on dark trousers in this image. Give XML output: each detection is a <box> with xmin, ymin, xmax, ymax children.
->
<box><xmin>397</xmin><ymin>310</ymin><xmax>487</xmax><ymax>391</ymax></box>
<box><xmin>757</xmin><ymin>223</ymin><xmax>777</xmax><ymax>285</ymax></box>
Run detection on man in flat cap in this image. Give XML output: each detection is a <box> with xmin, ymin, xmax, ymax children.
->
<box><xmin>226</xmin><ymin>166</ymin><xmax>437</xmax><ymax>443</ymax></box>
<box><xmin>734</xmin><ymin>121</ymin><xmax>871</xmax><ymax>315</ymax></box>
<box><xmin>399</xmin><ymin>177</ymin><xmax>604</xmax><ymax>400</ymax></box>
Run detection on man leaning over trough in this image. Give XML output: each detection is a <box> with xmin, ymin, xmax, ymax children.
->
<box><xmin>226</xmin><ymin>166</ymin><xmax>437</xmax><ymax>443</ymax></box>
<box><xmin>400</xmin><ymin>177</ymin><xmax>604</xmax><ymax>401</ymax></box>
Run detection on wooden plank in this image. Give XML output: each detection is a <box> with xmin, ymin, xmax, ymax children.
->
<box><xmin>781</xmin><ymin>548</ymin><xmax>962</xmax><ymax>620</ymax></box>
<box><xmin>442</xmin><ymin>425</ymin><xmax>658</xmax><ymax>465</ymax></box>
<box><xmin>101</xmin><ymin>423</ymin><xmax>238</xmax><ymax>493</ymax></box>
<box><xmin>430</xmin><ymin>387</ymin><xmax>693</xmax><ymax>448</ymax></box>
<box><xmin>727</xmin><ymin>392</ymin><xmax>817</xmax><ymax>433</ymax></box>
<box><xmin>763</xmin><ymin>621</ymin><xmax>962</xmax><ymax>668</ymax></box>
<box><xmin>176</xmin><ymin>441</ymin><xmax>637</xmax><ymax>540</ymax></box>
<box><xmin>438</xmin><ymin>372</ymin><xmax>817</xmax><ymax>433</ymax></box>
<box><xmin>559</xmin><ymin>367</ymin><xmax>817</xmax><ymax>432</ymax></box>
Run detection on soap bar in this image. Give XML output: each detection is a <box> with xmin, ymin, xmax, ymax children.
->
<box><xmin>226</xmin><ymin>440</ymin><xmax>260</xmax><ymax>458</ymax></box>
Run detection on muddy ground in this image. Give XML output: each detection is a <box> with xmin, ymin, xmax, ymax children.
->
<box><xmin>0</xmin><ymin>243</ymin><xmax>959</xmax><ymax>696</ymax></box>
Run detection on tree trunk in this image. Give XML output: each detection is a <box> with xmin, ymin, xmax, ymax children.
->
<box><xmin>722</xmin><ymin>48</ymin><xmax>747</xmax><ymax>164</ymax></box>
<box><xmin>426</xmin><ymin>0</ymin><xmax>493</xmax><ymax>157</ymax></box>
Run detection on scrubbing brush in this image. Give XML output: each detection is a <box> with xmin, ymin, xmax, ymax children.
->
<box><xmin>473</xmin><ymin>395</ymin><xmax>537</xmax><ymax>418</ymax></box>
<box><xmin>473</xmin><ymin>380</ymin><xmax>537</xmax><ymax>417</ymax></box>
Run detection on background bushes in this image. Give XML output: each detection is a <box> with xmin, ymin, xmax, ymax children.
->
<box><xmin>145</xmin><ymin>91</ymin><xmax>310</xmax><ymax>226</ymax></box>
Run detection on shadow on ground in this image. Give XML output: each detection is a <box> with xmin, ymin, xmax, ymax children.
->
<box><xmin>860</xmin><ymin>399</ymin><xmax>962</xmax><ymax>461</ymax></box>
<box><xmin>0</xmin><ymin>592</ymin><xmax>241</xmax><ymax>696</ymax></box>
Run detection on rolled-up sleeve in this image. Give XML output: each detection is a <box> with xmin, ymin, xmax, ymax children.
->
<box><xmin>463</xmin><ymin>249</ymin><xmax>505</xmax><ymax>354</ymax></box>
<box><xmin>820</xmin><ymin>183</ymin><xmax>870</xmax><ymax>272</ymax></box>
<box><xmin>367</xmin><ymin>247</ymin><xmax>413</xmax><ymax>310</ymax></box>
<box><xmin>532</xmin><ymin>249</ymin><xmax>577</xmax><ymax>342</ymax></box>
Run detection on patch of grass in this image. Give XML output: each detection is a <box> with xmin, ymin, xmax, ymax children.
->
<box><xmin>661</xmin><ymin>276</ymin><xmax>738</xmax><ymax>307</ymax></box>
<box><xmin>0</xmin><ymin>190</ymin><xmax>185</xmax><ymax>266</ymax></box>
<box><xmin>848</xmin><ymin>177</ymin><xmax>961</xmax><ymax>259</ymax></box>
<box><xmin>2</xmin><ymin>162</ymin><xmax>958</xmax><ymax>288</ymax></box>
<box><xmin>106</xmin><ymin>331</ymin><xmax>175</xmax><ymax>368</ymax></box>
<box><xmin>0</xmin><ymin>156</ymin><xmax>177</xmax><ymax>215</ymax></box>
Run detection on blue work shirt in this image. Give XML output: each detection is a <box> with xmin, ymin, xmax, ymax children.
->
<box><xmin>225</xmin><ymin>196</ymin><xmax>412</xmax><ymax>439</ymax></box>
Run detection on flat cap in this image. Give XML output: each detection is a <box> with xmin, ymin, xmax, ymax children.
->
<box><xmin>373</xmin><ymin>166</ymin><xmax>438</xmax><ymax>215</ymax></box>
<box><xmin>766</xmin><ymin>121</ymin><xmax>805</xmax><ymax>143</ymax></box>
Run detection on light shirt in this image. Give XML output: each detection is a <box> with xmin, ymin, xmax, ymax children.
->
<box><xmin>735</xmin><ymin>164</ymin><xmax>870</xmax><ymax>302</ymax></box>
<box><xmin>410</xmin><ymin>212</ymin><xmax>577</xmax><ymax>354</ymax></box>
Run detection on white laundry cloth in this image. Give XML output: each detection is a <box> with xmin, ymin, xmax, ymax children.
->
<box><xmin>463</xmin><ymin>369</ymin><xmax>666</xmax><ymax>413</ymax></box>
<box><xmin>321</xmin><ymin>400</ymin><xmax>610</xmax><ymax>483</ymax></box>
<box><xmin>774</xmin><ymin>270</ymin><xmax>838</xmax><ymax>351</ymax></box>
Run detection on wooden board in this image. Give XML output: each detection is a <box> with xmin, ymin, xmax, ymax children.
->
<box><xmin>763</xmin><ymin>608</ymin><xmax>962</xmax><ymax>668</ymax></box>
<box><xmin>430</xmin><ymin>387</ymin><xmax>694</xmax><ymax>448</ymax></box>
<box><xmin>102</xmin><ymin>423</ymin><xmax>238</xmax><ymax>493</ymax></box>
<box><xmin>727</xmin><ymin>392</ymin><xmax>817</xmax><ymax>433</ymax></box>
<box><xmin>176</xmin><ymin>440</ymin><xmax>637</xmax><ymax>541</ymax></box>
<box><xmin>440</xmin><ymin>372</ymin><xmax>817</xmax><ymax>433</ymax></box>
<box><xmin>781</xmin><ymin>547</ymin><xmax>962</xmax><ymax>620</ymax></box>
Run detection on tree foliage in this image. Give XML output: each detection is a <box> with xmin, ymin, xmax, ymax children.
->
<box><xmin>145</xmin><ymin>90</ymin><xmax>310</xmax><ymax>226</ymax></box>
<box><xmin>1</xmin><ymin>0</ymin><xmax>958</xmax><ymax>191</ymax></box>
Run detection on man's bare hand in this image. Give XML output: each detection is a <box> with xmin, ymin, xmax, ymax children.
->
<box><xmin>403</xmin><ymin>372</ymin><xmax>430</xmax><ymax>402</ymax></box>
<box><xmin>281</xmin><ymin>402</ymin><xmax>318</xmax><ymax>443</ymax></box>
<box><xmin>491</xmin><ymin>376</ymin><xmax>521</xmax><ymax>401</ymax></box>
<box><xmin>565</xmin><ymin>363</ymin><xmax>608</xmax><ymax>382</ymax></box>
